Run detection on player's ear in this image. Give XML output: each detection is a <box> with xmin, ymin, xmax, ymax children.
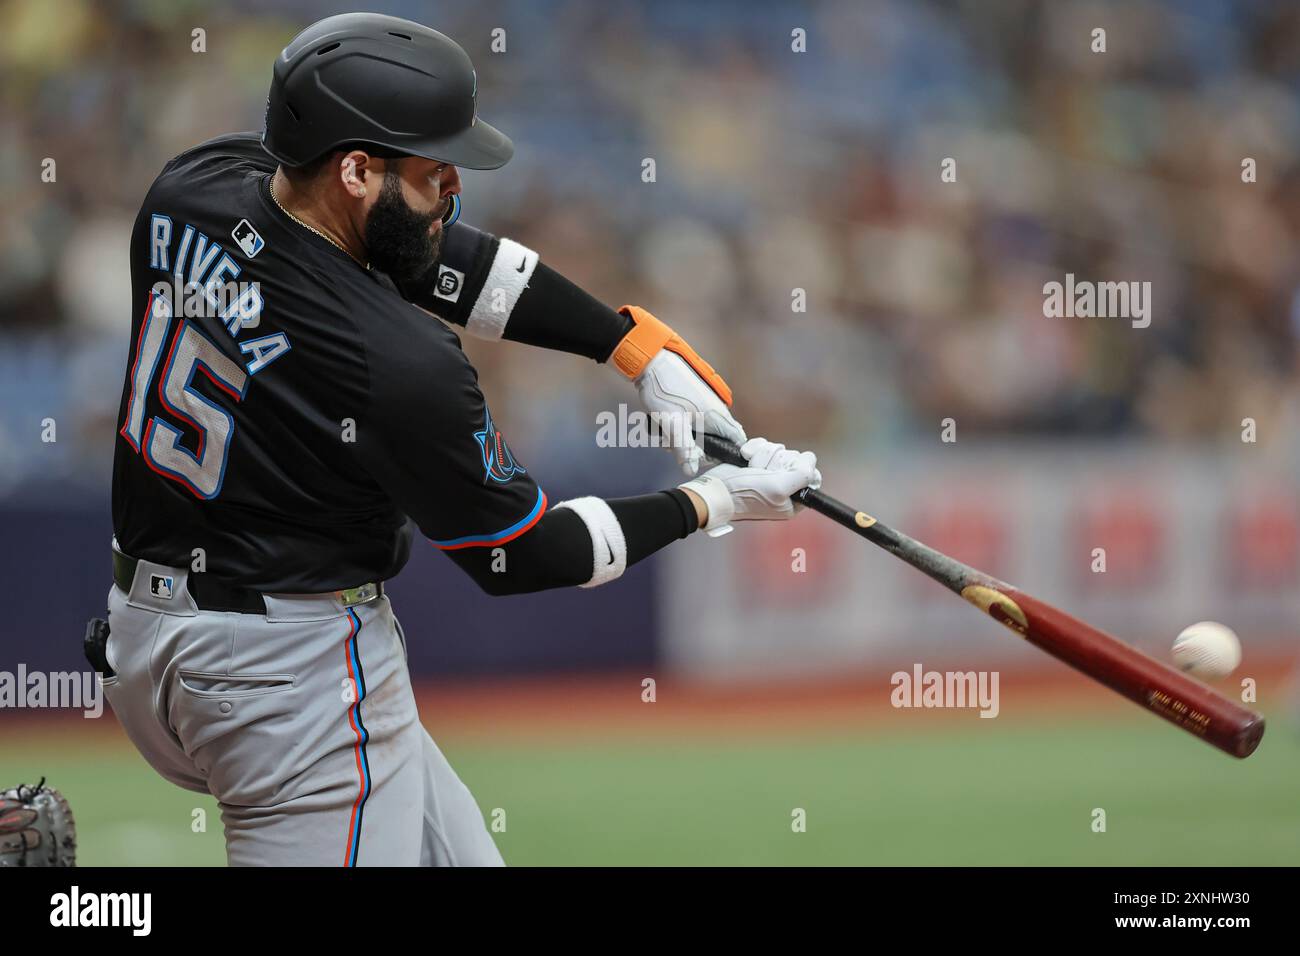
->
<box><xmin>339</xmin><ymin>149</ymin><xmax>374</xmax><ymax>200</ymax></box>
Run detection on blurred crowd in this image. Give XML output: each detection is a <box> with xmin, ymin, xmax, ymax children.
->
<box><xmin>3</xmin><ymin>0</ymin><xmax>1300</xmax><ymax>498</ymax></box>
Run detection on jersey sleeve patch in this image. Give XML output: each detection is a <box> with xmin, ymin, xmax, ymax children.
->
<box><xmin>474</xmin><ymin>405</ymin><xmax>525</xmax><ymax>483</ymax></box>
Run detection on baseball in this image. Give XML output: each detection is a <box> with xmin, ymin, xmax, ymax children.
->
<box><xmin>1171</xmin><ymin>621</ymin><xmax>1241</xmax><ymax>679</ymax></box>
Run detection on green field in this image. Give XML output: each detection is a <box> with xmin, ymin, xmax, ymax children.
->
<box><xmin>5</xmin><ymin>712</ymin><xmax>1298</xmax><ymax>866</ymax></box>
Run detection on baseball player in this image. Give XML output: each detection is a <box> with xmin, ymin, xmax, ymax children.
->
<box><xmin>98</xmin><ymin>12</ymin><xmax>820</xmax><ymax>866</ymax></box>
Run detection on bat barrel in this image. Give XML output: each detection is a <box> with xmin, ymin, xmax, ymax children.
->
<box><xmin>1007</xmin><ymin>589</ymin><xmax>1265</xmax><ymax>758</ymax></box>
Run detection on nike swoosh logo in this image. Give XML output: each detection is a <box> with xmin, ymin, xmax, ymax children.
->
<box><xmin>516</xmin><ymin>258</ymin><xmax>527</xmax><ymax>273</ymax></box>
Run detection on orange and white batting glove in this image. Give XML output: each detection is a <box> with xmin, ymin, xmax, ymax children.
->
<box><xmin>609</xmin><ymin>305</ymin><xmax>747</xmax><ymax>476</ymax></box>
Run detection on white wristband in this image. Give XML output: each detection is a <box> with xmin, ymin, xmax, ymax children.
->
<box><xmin>552</xmin><ymin>496</ymin><xmax>628</xmax><ymax>587</ymax></box>
<box><xmin>464</xmin><ymin>237</ymin><xmax>539</xmax><ymax>341</ymax></box>
<box><xmin>678</xmin><ymin>473</ymin><xmax>734</xmax><ymax>538</ymax></box>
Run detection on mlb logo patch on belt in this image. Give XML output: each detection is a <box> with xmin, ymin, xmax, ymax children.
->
<box><xmin>149</xmin><ymin>574</ymin><xmax>175</xmax><ymax>599</ymax></box>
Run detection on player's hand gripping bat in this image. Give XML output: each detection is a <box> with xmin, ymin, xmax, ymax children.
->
<box><xmin>701</xmin><ymin>434</ymin><xmax>1265</xmax><ymax>759</ymax></box>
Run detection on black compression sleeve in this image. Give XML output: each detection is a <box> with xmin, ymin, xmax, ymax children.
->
<box><xmin>504</xmin><ymin>262</ymin><xmax>634</xmax><ymax>362</ymax></box>
<box><xmin>618</xmin><ymin>489</ymin><xmax>700</xmax><ymax>561</ymax></box>
<box><xmin>442</xmin><ymin>490</ymin><xmax>697</xmax><ymax>595</ymax></box>
<box><xmin>403</xmin><ymin>221</ymin><xmax>634</xmax><ymax>362</ymax></box>
<box><xmin>442</xmin><ymin>506</ymin><xmax>593</xmax><ymax>596</ymax></box>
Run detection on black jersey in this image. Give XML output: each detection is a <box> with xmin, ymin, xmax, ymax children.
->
<box><xmin>112</xmin><ymin>133</ymin><xmax>545</xmax><ymax>592</ymax></box>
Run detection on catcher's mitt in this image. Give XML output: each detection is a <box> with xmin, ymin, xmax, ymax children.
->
<box><xmin>0</xmin><ymin>778</ymin><xmax>76</xmax><ymax>867</ymax></box>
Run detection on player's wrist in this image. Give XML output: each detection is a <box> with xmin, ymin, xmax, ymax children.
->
<box><xmin>679</xmin><ymin>485</ymin><xmax>710</xmax><ymax>529</ymax></box>
<box><xmin>677</xmin><ymin>472</ymin><xmax>735</xmax><ymax>537</ymax></box>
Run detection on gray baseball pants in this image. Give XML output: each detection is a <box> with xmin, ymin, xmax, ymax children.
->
<box><xmin>101</xmin><ymin>557</ymin><xmax>503</xmax><ymax>866</ymax></box>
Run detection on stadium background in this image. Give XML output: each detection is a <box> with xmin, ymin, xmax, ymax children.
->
<box><xmin>1</xmin><ymin>0</ymin><xmax>1298</xmax><ymax>865</ymax></box>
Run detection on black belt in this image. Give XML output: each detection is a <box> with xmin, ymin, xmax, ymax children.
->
<box><xmin>111</xmin><ymin>548</ymin><xmax>383</xmax><ymax>614</ymax></box>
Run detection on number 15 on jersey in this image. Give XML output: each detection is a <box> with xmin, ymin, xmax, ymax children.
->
<box><xmin>119</xmin><ymin>291</ymin><xmax>249</xmax><ymax>500</ymax></box>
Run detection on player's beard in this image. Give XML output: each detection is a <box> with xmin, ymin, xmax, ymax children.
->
<box><xmin>363</xmin><ymin>171</ymin><xmax>444</xmax><ymax>287</ymax></box>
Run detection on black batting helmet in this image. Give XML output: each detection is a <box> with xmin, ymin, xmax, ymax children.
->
<box><xmin>262</xmin><ymin>12</ymin><xmax>513</xmax><ymax>170</ymax></box>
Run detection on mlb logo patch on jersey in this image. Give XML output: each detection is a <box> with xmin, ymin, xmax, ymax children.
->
<box><xmin>433</xmin><ymin>263</ymin><xmax>465</xmax><ymax>303</ymax></box>
<box><xmin>149</xmin><ymin>574</ymin><xmax>175</xmax><ymax>599</ymax></box>
<box><xmin>231</xmin><ymin>219</ymin><xmax>265</xmax><ymax>259</ymax></box>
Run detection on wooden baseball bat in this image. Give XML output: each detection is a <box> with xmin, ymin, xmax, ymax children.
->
<box><xmin>701</xmin><ymin>434</ymin><xmax>1265</xmax><ymax>758</ymax></box>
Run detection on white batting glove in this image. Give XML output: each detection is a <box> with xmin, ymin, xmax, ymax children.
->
<box><xmin>607</xmin><ymin>305</ymin><xmax>747</xmax><ymax>477</ymax></box>
<box><xmin>636</xmin><ymin>350</ymin><xmax>748</xmax><ymax>476</ymax></box>
<box><xmin>678</xmin><ymin>438</ymin><xmax>821</xmax><ymax>537</ymax></box>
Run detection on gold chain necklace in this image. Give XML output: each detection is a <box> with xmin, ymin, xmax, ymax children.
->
<box><xmin>268</xmin><ymin>176</ymin><xmax>370</xmax><ymax>270</ymax></box>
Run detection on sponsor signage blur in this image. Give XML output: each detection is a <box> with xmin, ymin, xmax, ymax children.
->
<box><xmin>662</xmin><ymin>446</ymin><xmax>1300</xmax><ymax>678</ymax></box>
